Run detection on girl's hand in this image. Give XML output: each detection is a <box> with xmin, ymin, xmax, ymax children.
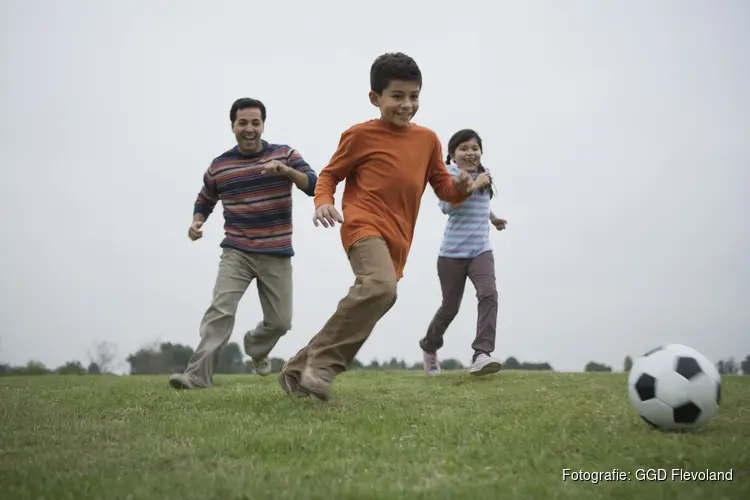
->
<box><xmin>491</xmin><ymin>217</ymin><xmax>507</xmax><ymax>231</ymax></box>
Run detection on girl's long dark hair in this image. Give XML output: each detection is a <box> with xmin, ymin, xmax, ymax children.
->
<box><xmin>445</xmin><ymin>129</ymin><xmax>494</xmax><ymax>198</ymax></box>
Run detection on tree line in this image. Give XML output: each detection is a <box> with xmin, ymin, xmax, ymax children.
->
<box><xmin>584</xmin><ymin>355</ymin><xmax>749</xmax><ymax>375</ymax></box>
<box><xmin>1</xmin><ymin>340</ymin><xmax>748</xmax><ymax>376</ymax></box>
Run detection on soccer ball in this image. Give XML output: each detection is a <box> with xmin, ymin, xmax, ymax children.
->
<box><xmin>627</xmin><ymin>344</ymin><xmax>721</xmax><ymax>432</ymax></box>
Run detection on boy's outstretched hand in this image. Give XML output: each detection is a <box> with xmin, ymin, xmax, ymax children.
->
<box><xmin>454</xmin><ymin>170</ymin><xmax>473</xmax><ymax>194</ymax></box>
<box><xmin>313</xmin><ymin>204</ymin><xmax>344</xmax><ymax>228</ymax></box>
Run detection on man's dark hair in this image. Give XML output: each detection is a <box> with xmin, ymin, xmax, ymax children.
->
<box><xmin>230</xmin><ymin>98</ymin><xmax>266</xmax><ymax>124</ymax></box>
<box><xmin>370</xmin><ymin>52</ymin><xmax>422</xmax><ymax>94</ymax></box>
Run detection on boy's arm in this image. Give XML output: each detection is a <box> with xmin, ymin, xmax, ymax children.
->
<box><xmin>194</xmin><ymin>166</ymin><xmax>220</xmax><ymax>221</ymax></box>
<box><xmin>427</xmin><ymin>134</ymin><xmax>471</xmax><ymax>204</ymax></box>
<box><xmin>283</xmin><ymin>147</ymin><xmax>318</xmax><ymax>196</ymax></box>
<box><xmin>314</xmin><ymin>128</ymin><xmax>360</xmax><ymax>209</ymax></box>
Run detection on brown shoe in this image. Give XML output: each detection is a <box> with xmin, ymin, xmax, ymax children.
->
<box><xmin>278</xmin><ymin>371</ymin><xmax>310</xmax><ymax>398</ymax></box>
<box><xmin>299</xmin><ymin>366</ymin><xmax>334</xmax><ymax>401</ymax></box>
<box><xmin>168</xmin><ymin>373</ymin><xmax>204</xmax><ymax>390</ymax></box>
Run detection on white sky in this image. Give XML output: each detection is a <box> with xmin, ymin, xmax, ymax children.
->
<box><xmin>1</xmin><ymin>0</ymin><xmax>748</xmax><ymax>373</ymax></box>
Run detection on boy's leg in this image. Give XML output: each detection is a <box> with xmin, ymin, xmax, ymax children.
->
<box><xmin>283</xmin><ymin>236</ymin><xmax>397</xmax><ymax>400</ymax></box>
<box><xmin>243</xmin><ymin>254</ymin><xmax>293</xmax><ymax>374</ymax></box>
<box><xmin>169</xmin><ymin>249</ymin><xmax>255</xmax><ymax>389</ymax></box>
<box><xmin>466</xmin><ymin>250</ymin><xmax>502</xmax><ymax>375</ymax></box>
<box><xmin>419</xmin><ymin>257</ymin><xmax>470</xmax><ymax>353</ymax></box>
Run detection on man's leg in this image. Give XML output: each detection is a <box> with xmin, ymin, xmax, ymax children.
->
<box><xmin>466</xmin><ymin>250</ymin><xmax>502</xmax><ymax>376</ymax></box>
<box><xmin>169</xmin><ymin>249</ymin><xmax>255</xmax><ymax>389</ymax></box>
<box><xmin>243</xmin><ymin>254</ymin><xmax>293</xmax><ymax>375</ymax></box>
<box><xmin>282</xmin><ymin>237</ymin><xmax>397</xmax><ymax>401</ymax></box>
<box><xmin>419</xmin><ymin>257</ymin><xmax>470</xmax><ymax>375</ymax></box>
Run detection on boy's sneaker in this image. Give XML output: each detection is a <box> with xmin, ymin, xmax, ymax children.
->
<box><xmin>252</xmin><ymin>357</ymin><xmax>271</xmax><ymax>376</ymax></box>
<box><xmin>278</xmin><ymin>371</ymin><xmax>310</xmax><ymax>398</ymax></box>
<box><xmin>168</xmin><ymin>373</ymin><xmax>203</xmax><ymax>390</ymax></box>
<box><xmin>423</xmin><ymin>350</ymin><xmax>441</xmax><ymax>376</ymax></box>
<box><xmin>469</xmin><ymin>353</ymin><xmax>502</xmax><ymax>376</ymax></box>
<box><xmin>299</xmin><ymin>366</ymin><xmax>334</xmax><ymax>401</ymax></box>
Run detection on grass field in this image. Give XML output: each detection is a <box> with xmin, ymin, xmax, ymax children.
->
<box><xmin>1</xmin><ymin>370</ymin><xmax>748</xmax><ymax>500</ymax></box>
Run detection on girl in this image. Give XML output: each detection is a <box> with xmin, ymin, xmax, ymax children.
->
<box><xmin>419</xmin><ymin>129</ymin><xmax>507</xmax><ymax>376</ymax></box>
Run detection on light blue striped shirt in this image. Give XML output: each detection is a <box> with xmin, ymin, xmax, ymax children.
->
<box><xmin>438</xmin><ymin>163</ymin><xmax>492</xmax><ymax>259</ymax></box>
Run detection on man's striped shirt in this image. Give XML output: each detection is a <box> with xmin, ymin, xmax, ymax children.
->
<box><xmin>194</xmin><ymin>141</ymin><xmax>317</xmax><ymax>256</ymax></box>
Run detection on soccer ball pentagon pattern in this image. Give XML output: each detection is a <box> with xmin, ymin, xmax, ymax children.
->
<box><xmin>627</xmin><ymin>344</ymin><xmax>721</xmax><ymax>432</ymax></box>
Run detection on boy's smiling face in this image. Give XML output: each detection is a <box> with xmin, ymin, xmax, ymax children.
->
<box><xmin>369</xmin><ymin>79</ymin><xmax>421</xmax><ymax>127</ymax></box>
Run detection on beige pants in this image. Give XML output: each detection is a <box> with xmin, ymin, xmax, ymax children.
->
<box><xmin>283</xmin><ymin>236</ymin><xmax>398</xmax><ymax>380</ymax></box>
<box><xmin>183</xmin><ymin>248</ymin><xmax>293</xmax><ymax>387</ymax></box>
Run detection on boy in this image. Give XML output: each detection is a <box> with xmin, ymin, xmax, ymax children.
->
<box><xmin>278</xmin><ymin>53</ymin><xmax>491</xmax><ymax>401</ymax></box>
<box><xmin>169</xmin><ymin>97</ymin><xmax>318</xmax><ymax>390</ymax></box>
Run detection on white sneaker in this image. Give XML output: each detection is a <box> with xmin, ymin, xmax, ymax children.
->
<box><xmin>469</xmin><ymin>353</ymin><xmax>502</xmax><ymax>376</ymax></box>
<box><xmin>252</xmin><ymin>357</ymin><xmax>271</xmax><ymax>376</ymax></box>
<box><xmin>423</xmin><ymin>350</ymin><xmax>441</xmax><ymax>376</ymax></box>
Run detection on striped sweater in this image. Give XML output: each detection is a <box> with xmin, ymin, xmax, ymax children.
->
<box><xmin>194</xmin><ymin>141</ymin><xmax>317</xmax><ymax>256</ymax></box>
<box><xmin>438</xmin><ymin>163</ymin><xmax>492</xmax><ymax>259</ymax></box>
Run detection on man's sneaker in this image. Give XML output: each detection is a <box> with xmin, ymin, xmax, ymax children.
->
<box><xmin>299</xmin><ymin>366</ymin><xmax>334</xmax><ymax>401</ymax></box>
<box><xmin>278</xmin><ymin>371</ymin><xmax>310</xmax><ymax>398</ymax></box>
<box><xmin>423</xmin><ymin>350</ymin><xmax>441</xmax><ymax>376</ymax></box>
<box><xmin>168</xmin><ymin>373</ymin><xmax>202</xmax><ymax>390</ymax></box>
<box><xmin>469</xmin><ymin>353</ymin><xmax>502</xmax><ymax>376</ymax></box>
<box><xmin>252</xmin><ymin>357</ymin><xmax>271</xmax><ymax>376</ymax></box>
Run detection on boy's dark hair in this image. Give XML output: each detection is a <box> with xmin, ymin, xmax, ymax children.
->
<box><xmin>230</xmin><ymin>98</ymin><xmax>266</xmax><ymax>124</ymax></box>
<box><xmin>445</xmin><ymin>129</ymin><xmax>495</xmax><ymax>199</ymax></box>
<box><xmin>370</xmin><ymin>52</ymin><xmax>422</xmax><ymax>94</ymax></box>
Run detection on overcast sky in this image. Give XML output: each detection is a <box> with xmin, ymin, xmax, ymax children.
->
<box><xmin>1</xmin><ymin>0</ymin><xmax>748</xmax><ymax>373</ymax></box>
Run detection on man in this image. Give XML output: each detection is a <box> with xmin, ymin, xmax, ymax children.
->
<box><xmin>169</xmin><ymin>97</ymin><xmax>318</xmax><ymax>389</ymax></box>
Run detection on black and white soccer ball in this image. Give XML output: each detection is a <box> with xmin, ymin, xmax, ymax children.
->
<box><xmin>627</xmin><ymin>343</ymin><xmax>721</xmax><ymax>432</ymax></box>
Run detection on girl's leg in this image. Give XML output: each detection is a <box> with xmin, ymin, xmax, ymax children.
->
<box><xmin>466</xmin><ymin>250</ymin><xmax>502</xmax><ymax>375</ymax></box>
<box><xmin>419</xmin><ymin>257</ymin><xmax>469</xmax><ymax>374</ymax></box>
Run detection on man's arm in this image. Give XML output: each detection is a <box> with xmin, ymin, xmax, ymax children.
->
<box><xmin>284</xmin><ymin>148</ymin><xmax>318</xmax><ymax>196</ymax></box>
<box><xmin>314</xmin><ymin>128</ymin><xmax>360</xmax><ymax>209</ymax></box>
<box><xmin>194</xmin><ymin>167</ymin><xmax>220</xmax><ymax>221</ymax></box>
<box><xmin>427</xmin><ymin>134</ymin><xmax>471</xmax><ymax>204</ymax></box>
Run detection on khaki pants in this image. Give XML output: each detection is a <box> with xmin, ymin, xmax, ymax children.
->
<box><xmin>283</xmin><ymin>237</ymin><xmax>397</xmax><ymax>380</ymax></box>
<box><xmin>183</xmin><ymin>248</ymin><xmax>293</xmax><ymax>387</ymax></box>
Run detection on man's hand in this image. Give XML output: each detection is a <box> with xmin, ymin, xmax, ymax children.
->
<box><xmin>188</xmin><ymin>220</ymin><xmax>204</xmax><ymax>241</ymax></box>
<box><xmin>491</xmin><ymin>217</ymin><xmax>507</xmax><ymax>231</ymax></box>
<box><xmin>262</xmin><ymin>160</ymin><xmax>290</xmax><ymax>177</ymax></box>
<box><xmin>313</xmin><ymin>204</ymin><xmax>343</xmax><ymax>228</ymax></box>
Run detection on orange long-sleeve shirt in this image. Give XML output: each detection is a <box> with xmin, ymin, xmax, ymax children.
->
<box><xmin>314</xmin><ymin>119</ymin><xmax>469</xmax><ymax>280</ymax></box>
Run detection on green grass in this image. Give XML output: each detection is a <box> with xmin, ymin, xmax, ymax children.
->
<box><xmin>0</xmin><ymin>371</ymin><xmax>748</xmax><ymax>500</ymax></box>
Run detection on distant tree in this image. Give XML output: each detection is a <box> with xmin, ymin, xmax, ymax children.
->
<box><xmin>741</xmin><ymin>355</ymin><xmax>750</xmax><ymax>375</ymax></box>
<box><xmin>624</xmin><ymin>356</ymin><xmax>633</xmax><ymax>372</ymax></box>
<box><xmin>498</xmin><ymin>357</ymin><xmax>553</xmax><ymax>371</ymax></box>
<box><xmin>269</xmin><ymin>357</ymin><xmax>285</xmax><ymax>373</ymax></box>
<box><xmin>367</xmin><ymin>360</ymin><xmax>380</xmax><ymax>370</ymax></box>
<box><xmin>503</xmin><ymin>357</ymin><xmax>520</xmax><ymax>370</ymax></box>
<box><xmin>584</xmin><ymin>361</ymin><xmax>612</xmax><ymax>372</ymax></box>
<box><xmin>88</xmin><ymin>341</ymin><xmax>118</xmax><ymax>374</ymax></box>
<box><xmin>25</xmin><ymin>360</ymin><xmax>50</xmax><ymax>375</ymax></box>
<box><xmin>385</xmin><ymin>358</ymin><xmax>407</xmax><ymax>370</ymax></box>
<box><xmin>439</xmin><ymin>358</ymin><xmax>464</xmax><ymax>370</ymax></box>
<box><xmin>127</xmin><ymin>342</ymin><xmax>194</xmax><ymax>375</ymax></box>
<box><xmin>410</xmin><ymin>362</ymin><xmax>424</xmax><ymax>371</ymax></box>
<box><xmin>215</xmin><ymin>342</ymin><xmax>244</xmax><ymax>374</ymax></box>
<box><xmin>87</xmin><ymin>362</ymin><xmax>101</xmax><ymax>375</ymax></box>
<box><xmin>519</xmin><ymin>361</ymin><xmax>554</xmax><ymax>371</ymax></box>
<box><xmin>717</xmin><ymin>358</ymin><xmax>738</xmax><ymax>375</ymax></box>
<box><xmin>349</xmin><ymin>359</ymin><xmax>364</xmax><ymax>370</ymax></box>
<box><xmin>57</xmin><ymin>361</ymin><xmax>86</xmax><ymax>375</ymax></box>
